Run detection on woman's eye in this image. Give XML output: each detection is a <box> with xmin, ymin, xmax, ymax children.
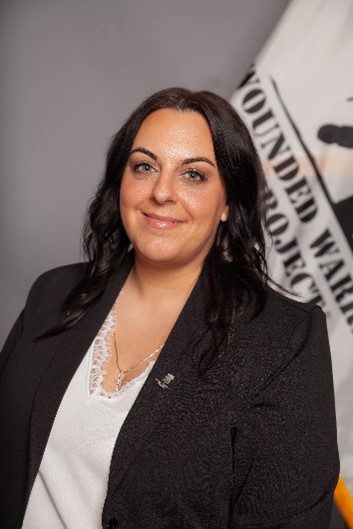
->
<box><xmin>133</xmin><ymin>162</ymin><xmax>153</xmax><ymax>172</ymax></box>
<box><xmin>185</xmin><ymin>170</ymin><xmax>207</xmax><ymax>183</ymax></box>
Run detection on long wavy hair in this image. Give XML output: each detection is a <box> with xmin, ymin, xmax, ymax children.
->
<box><xmin>33</xmin><ymin>87</ymin><xmax>291</xmax><ymax>373</ymax></box>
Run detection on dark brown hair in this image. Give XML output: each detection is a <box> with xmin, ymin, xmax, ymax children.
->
<box><xmin>33</xmin><ymin>87</ymin><xmax>290</xmax><ymax>373</ymax></box>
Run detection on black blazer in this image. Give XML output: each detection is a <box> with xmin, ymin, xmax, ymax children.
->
<box><xmin>0</xmin><ymin>250</ymin><xmax>340</xmax><ymax>529</ymax></box>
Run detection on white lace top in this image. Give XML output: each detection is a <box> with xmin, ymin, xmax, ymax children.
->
<box><xmin>21</xmin><ymin>294</ymin><xmax>158</xmax><ymax>529</ymax></box>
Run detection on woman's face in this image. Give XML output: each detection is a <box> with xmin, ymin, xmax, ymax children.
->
<box><xmin>120</xmin><ymin>108</ymin><xmax>229</xmax><ymax>267</ymax></box>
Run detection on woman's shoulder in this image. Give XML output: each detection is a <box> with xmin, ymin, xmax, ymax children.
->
<box><xmin>263</xmin><ymin>284</ymin><xmax>324</xmax><ymax>322</ymax></box>
<box><xmin>26</xmin><ymin>261</ymin><xmax>87</xmax><ymax>307</ymax></box>
<box><xmin>260</xmin><ymin>286</ymin><xmax>324</xmax><ymax>328</ymax></box>
<box><xmin>32</xmin><ymin>261</ymin><xmax>86</xmax><ymax>287</ymax></box>
<box><xmin>238</xmin><ymin>285</ymin><xmax>327</xmax><ymax>355</ymax></box>
<box><xmin>262</xmin><ymin>286</ymin><xmax>327</xmax><ymax>350</ymax></box>
<box><xmin>33</xmin><ymin>261</ymin><xmax>86</xmax><ymax>285</ymax></box>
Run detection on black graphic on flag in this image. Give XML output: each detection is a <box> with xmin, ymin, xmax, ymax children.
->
<box><xmin>318</xmin><ymin>113</ymin><xmax>353</xmax><ymax>250</ymax></box>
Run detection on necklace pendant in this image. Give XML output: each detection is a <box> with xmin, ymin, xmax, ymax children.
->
<box><xmin>115</xmin><ymin>371</ymin><xmax>123</xmax><ymax>390</ymax></box>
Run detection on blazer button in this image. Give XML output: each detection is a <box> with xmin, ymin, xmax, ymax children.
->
<box><xmin>107</xmin><ymin>518</ymin><xmax>119</xmax><ymax>529</ymax></box>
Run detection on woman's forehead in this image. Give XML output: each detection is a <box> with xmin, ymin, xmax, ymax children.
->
<box><xmin>133</xmin><ymin>110</ymin><xmax>216</xmax><ymax>162</ymax></box>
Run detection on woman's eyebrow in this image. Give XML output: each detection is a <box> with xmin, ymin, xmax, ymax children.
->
<box><xmin>129</xmin><ymin>147</ymin><xmax>216</xmax><ymax>168</ymax></box>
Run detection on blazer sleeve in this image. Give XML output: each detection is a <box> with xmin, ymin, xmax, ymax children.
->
<box><xmin>230</xmin><ymin>305</ymin><xmax>340</xmax><ymax>529</ymax></box>
<box><xmin>0</xmin><ymin>271</ymin><xmax>47</xmax><ymax>377</ymax></box>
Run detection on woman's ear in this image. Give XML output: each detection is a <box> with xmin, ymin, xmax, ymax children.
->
<box><xmin>221</xmin><ymin>204</ymin><xmax>229</xmax><ymax>222</ymax></box>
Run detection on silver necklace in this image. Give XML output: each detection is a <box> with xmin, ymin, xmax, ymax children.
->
<box><xmin>112</xmin><ymin>295</ymin><xmax>165</xmax><ymax>391</ymax></box>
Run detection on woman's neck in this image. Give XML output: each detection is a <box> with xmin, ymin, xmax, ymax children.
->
<box><xmin>126</xmin><ymin>255</ymin><xmax>203</xmax><ymax>308</ymax></box>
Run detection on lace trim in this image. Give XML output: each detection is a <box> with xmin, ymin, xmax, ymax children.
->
<box><xmin>88</xmin><ymin>291</ymin><xmax>157</xmax><ymax>400</ymax></box>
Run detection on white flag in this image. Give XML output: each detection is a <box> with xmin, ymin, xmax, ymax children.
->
<box><xmin>230</xmin><ymin>0</ymin><xmax>353</xmax><ymax>525</ymax></box>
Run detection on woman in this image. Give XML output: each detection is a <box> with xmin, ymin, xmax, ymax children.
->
<box><xmin>0</xmin><ymin>87</ymin><xmax>339</xmax><ymax>529</ymax></box>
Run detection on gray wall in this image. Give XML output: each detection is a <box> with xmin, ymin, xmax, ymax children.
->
<box><xmin>0</xmin><ymin>3</ymin><xmax>346</xmax><ymax>527</ymax></box>
<box><xmin>1</xmin><ymin>0</ymin><xmax>289</xmax><ymax>340</ymax></box>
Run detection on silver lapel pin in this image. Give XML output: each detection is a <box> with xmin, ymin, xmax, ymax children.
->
<box><xmin>155</xmin><ymin>373</ymin><xmax>175</xmax><ymax>389</ymax></box>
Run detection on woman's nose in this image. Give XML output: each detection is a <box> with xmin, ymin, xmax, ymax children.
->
<box><xmin>150</xmin><ymin>170</ymin><xmax>177</xmax><ymax>202</ymax></box>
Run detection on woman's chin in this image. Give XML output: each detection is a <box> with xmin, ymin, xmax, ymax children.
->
<box><xmin>134</xmin><ymin>243</ymin><xmax>183</xmax><ymax>264</ymax></box>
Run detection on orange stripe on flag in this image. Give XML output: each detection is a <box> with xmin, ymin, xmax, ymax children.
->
<box><xmin>334</xmin><ymin>475</ymin><xmax>353</xmax><ymax>528</ymax></box>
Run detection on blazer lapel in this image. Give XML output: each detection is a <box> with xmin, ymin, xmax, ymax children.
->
<box><xmin>26</xmin><ymin>249</ymin><xmax>211</xmax><ymax>510</ymax></box>
<box><xmin>103</xmin><ymin>258</ymin><xmax>210</xmax><ymax>510</ymax></box>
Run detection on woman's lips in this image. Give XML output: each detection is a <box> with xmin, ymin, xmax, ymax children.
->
<box><xmin>141</xmin><ymin>212</ymin><xmax>184</xmax><ymax>230</ymax></box>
